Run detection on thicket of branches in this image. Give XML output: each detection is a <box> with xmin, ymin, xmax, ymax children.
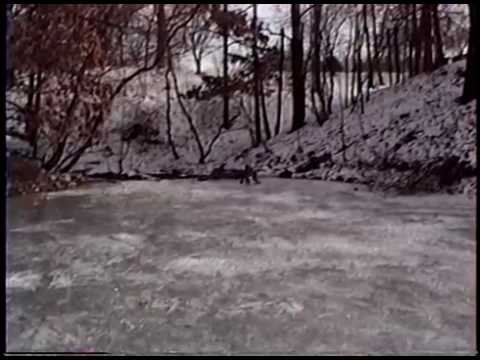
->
<box><xmin>6</xmin><ymin>4</ymin><xmax>477</xmax><ymax>171</ymax></box>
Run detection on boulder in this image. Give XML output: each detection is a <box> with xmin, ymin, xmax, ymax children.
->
<box><xmin>278</xmin><ymin>169</ymin><xmax>293</xmax><ymax>179</ymax></box>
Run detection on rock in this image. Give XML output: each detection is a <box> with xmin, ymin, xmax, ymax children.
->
<box><xmin>294</xmin><ymin>153</ymin><xmax>332</xmax><ymax>173</ymax></box>
<box><xmin>278</xmin><ymin>169</ymin><xmax>293</xmax><ymax>179</ymax></box>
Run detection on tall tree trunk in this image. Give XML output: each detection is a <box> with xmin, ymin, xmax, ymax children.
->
<box><xmin>327</xmin><ymin>49</ymin><xmax>335</xmax><ymax>114</ymax></box>
<box><xmin>311</xmin><ymin>4</ymin><xmax>324</xmax><ymax>125</ymax></box>
<box><xmin>355</xmin><ymin>13</ymin><xmax>363</xmax><ymax>112</ymax></box>
<box><xmin>275</xmin><ymin>28</ymin><xmax>284</xmax><ymax>135</ymax></box>
<box><xmin>312</xmin><ymin>4</ymin><xmax>327</xmax><ymax>124</ymax></box>
<box><xmin>363</xmin><ymin>4</ymin><xmax>374</xmax><ymax>94</ymax></box>
<box><xmin>413</xmin><ymin>4</ymin><xmax>421</xmax><ymax>75</ymax></box>
<box><xmin>170</xmin><ymin>56</ymin><xmax>206</xmax><ymax>163</ymax></box>
<box><xmin>165</xmin><ymin>51</ymin><xmax>180</xmax><ymax>160</ymax></box>
<box><xmin>260</xmin><ymin>81</ymin><xmax>271</xmax><ymax>140</ymax></box>
<box><xmin>393</xmin><ymin>25</ymin><xmax>401</xmax><ymax>84</ymax></box>
<box><xmin>222</xmin><ymin>4</ymin><xmax>230</xmax><ymax>129</ymax></box>
<box><xmin>432</xmin><ymin>4</ymin><xmax>446</xmax><ymax>68</ymax></box>
<box><xmin>370</xmin><ymin>4</ymin><xmax>384</xmax><ymax>86</ymax></box>
<box><xmin>408</xmin><ymin>4</ymin><xmax>415</xmax><ymax>78</ymax></box>
<box><xmin>402</xmin><ymin>5</ymin><xmax>409</xmax><ymax>82</ymax></box>
<box><xmin>253</xmin><ymin>3</ymin><xmax>262</xmax><ymax>145</ymax></box>
<box><xmin>344</xmin><ymin>55</ymin><xmax>349</xmax><ymax>108</ymax></box>
<box><xmin>387</xmin><ymin>28</ymin><xmax>393</xmax><ymax>85</ymax></box>
<box><xmin>25</xmin><ymin>72</ymin><xmax>38</xmax><ymax>155</ymax></box>
<box><xmin>290</xmin><ymin>4</ymin><xmax>305</xmax><ymax>132</ymax></box>
<box><xmin>6</xmin><ymin>3</ymin><xmax>14</xmax><ymax>89</ymax></box>
<box><xmin>155</xmin><ymin>4</ymin><xmax>167</xmax><ymax>68</ymax></box>
<box><xmin>145</xmin><ymin>20</ymin><xmax>152</xmax><ymax>68</ymax></box>
<box><xmin>421</xmin><ymin>4</ymin><xmax>433</xmax><ymax>73</ymax></box>
<box><xmin>460</xmin><ymin>3</ymin><xmax>478</xmax><ymax>104</ymax></box>
<box><xmin>118</xmin><ymin>31</ymin><xmax>125</xmax><ymax>67</ymax></box>
<box><xmin>351</xmin><ymin>15</ymin><xmax>358</xmax><ymax>106</ymax></box>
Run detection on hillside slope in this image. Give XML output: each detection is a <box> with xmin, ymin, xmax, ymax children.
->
<box><xmin>224</xmin><ymin>61</ymin><xmax>476</xmax><ymax>196</ymax></box>
<box><xmin>7</xmin><ymin>61</ymin><xmax>476</xmax><ymax>197</ymax></box>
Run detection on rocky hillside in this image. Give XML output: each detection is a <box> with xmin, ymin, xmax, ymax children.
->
<box><xmin>223</xmin><ymin>60</ymin><xmax>476</xmax><ymax>196</ymax></box>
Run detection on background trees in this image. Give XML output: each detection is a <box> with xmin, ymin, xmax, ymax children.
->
<box><xmin>6</xmin><ymin>4</ymin><xmax>475</xmax><ymax>171</ymax></box>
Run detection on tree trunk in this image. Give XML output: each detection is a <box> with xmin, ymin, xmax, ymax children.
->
<box><xmin>193</xmin><ymin>54</ymin><xmax>202</xmax><ymax>75</ymax></box>
<box><xmin>370</xmin><ymin>4</ymin><xmax>384</xmax><ymax>86</ymax></box>
<box><xmin>191</xmin><ymin>31</ymin><xmax>202</xmax><ymax>75</ymax></box>
<box><xmin>275</xmin><ymin>28</ymin><xmax>284</xmax><ymax>135</ymax></box>
<box><xmin>344</xmin><ymin>55</ymin><xmax>349</xmax><ymax>108</ymax></box>
<box><xmin>310</xmin><ymin>5</ymin><xmax>320</xmax><ymax>124</ymax></box>
<box><xmin>432</xmin><ymin>4</ymin><xmax>446</xmax><ymax>68</ymax></box>
<box><xmin>355</xmin><ymin>13</ymin><xmax>363</xmax><ymax>112</ymax></box>
<box><xmin>363</xmin><ymin>4</ymin><xmax>374</xmax><ymax>94</ymax></box>
<box><xmin>155</xmin><ymin>4</ymin><xmax>167</xmax><ymax>68</ymax></box>
<box><xmin>25</xmin><ymin>72</ymin><xmax>39</xmax><ymax>156</ymax></box>
<box><xmin>327</xmin><ymin>49</ymin><xmax>335</xmax><ymax>114</ymax></box>
<box><xmin>393</xmin><ymin>25</ymin><xmax>401</xmax><ymax>84</ymax></box>
<box><xmin>413</xmin><ymin>4</ymin><xmax>421</xmax><ymax>75</ymax></box>
<box><xmin>145</xmin><ymin>20</ymin><xmax>152</xmax><ymax>68</ymax></box>
<box><xmin>387</xmin><ymin>28</ymin><xmax>393</xmax><ymax>85</ymax></box>
<box><xmin>260</xmin><ymin>79</ymin><xmax>271</xmax><ymax>140</ymax></box>
<box><xmin>222</xmin><ymin>4</ymin><xmax>230</xmax><ymax>129</ymax></box>
<box><xmin>421</xmin><ymin>4</ymin><xmax>433</xmax><ymax>73</ymax></box>
<box><xmin>170</xmin><ymin>56</ymin><xmax>205</xmax><ymax>164</ymax></box>
<box><xmin>351</xmin><ymin>16</ymin><xmax>358</xmax><ymax>106</ymax></box>
<box><xmin>6</xmin><ymin>3</ymin><xmax>14</xmax><ymax>89</ymax></box>
<box><xmin>165</xmin><ymin>51</ymin><xmax>180</xmax><ymax>160</ymax></box>
<box><xmin>253</xmin><ymin>3</ymin><xmax>262</xmax><ymax>145</ymax></box>
<box><xmin>408</xmin><ymin>4</ymin><xmax>415</xmax><ymax>78</ymax></box>
<box><xmin>311</xmin><ymin>4</ymin><xmax>327</xmax><ymax>125</ymax></box>
<box><xmin>460</xmin><ymin>3</ymin><xmax>478</xmax><ymax>104</ymax></box>
<box><xmin>290</xmin><ymin>4</ymin><xmax>305</xmax><ymax>132</ymax></box>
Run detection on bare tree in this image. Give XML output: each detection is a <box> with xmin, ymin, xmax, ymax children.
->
<box><xmin>165</xmin><ymin>49</ymin><xmax>180</xmax><ymax>160</ymax></box>
<box><xmin>155</xmin><ymin>4</ymin><xmax>167</xmax><ymax>68</ymax></box>
<box><xmin>413</xmin><ymin>4</ymin><xmax>421</xmax><ymax>75</ymax></box>
<box><xmin>387</xmin><ymin>28</ymin><xmax>393</xmax><ymax>85</ymax></box>
<box><xmin>393</xmin><ymin>25</ymin><xmax>401</xmax><ymax>83</ymax></box>
<box><xmin>252</xmin><ymin>3</ymin><xmax>262</xmax><ymax>145</ymax></box>
<box><xmin>460</xmin><ymin>3</ymin><xmax>478</xmax><ymax>104</ymax></box>
<box><xmin>290</xmin><ymin>4</ymin><xmax>306</xmax><ymax>132</ymax></box>
<box><xmin>421</xmin><ymin>4</ymin><xmax>434</xmax><ymax>73</ymax></box>
<box><xmin>6</xmin><ymin>3</ymin><xmax>14</xmax><ymax>89</ymax></box>
<box><xmin>432</xmin><ymin>4</ymin><xmax>446</xmax><ymax>68</ymax></box>
<box><xmin>370</xmin><ymin>4</ymin><xmax>384</xmax><ymax>86</ymax></box>
<box><xmin>363</xmin><ymin>4</ymin><xmax>374</xmax><ymax>94</ymax></box>
<box><xmin>407</xmin><ymin>4</ymin><xmax>415</xmax><ymax>77</ymax></box>
<box><xmin>188</xmin><ymin>16</ymin><xmax>212</xmax><ymax>74</ymax></box>
<box><xmin>310</xmin><ymin>4</ymin><xmax>327</xmax><ymax>125</ymax></box>
<box><xmin>275</xmin><ymin>28</ymin><xmax>285</xmax><ymax>135</ymax></box>
<box><xmin>222</xmin><ymin>4</ymin><xmax>231</xmax><ymax>130</ymax></box>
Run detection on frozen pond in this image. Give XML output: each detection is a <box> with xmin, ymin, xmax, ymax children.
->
<box><xmin>6</xmin><ymin>179</ymin><xmax>476</xmax><ymax>355</ymax></box>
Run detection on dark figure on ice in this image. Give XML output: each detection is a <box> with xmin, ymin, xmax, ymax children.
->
<box><xmin>240</xmin><ymin>164</ymin><xmax>260</xmax><ymax>185</ymax></box>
